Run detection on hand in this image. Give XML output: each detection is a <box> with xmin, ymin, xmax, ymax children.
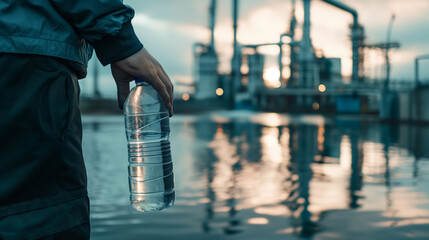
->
<box><xmin>111</xmin><ymin>48</ymin><xmax>174</xmax><ymax>116</ymax></box>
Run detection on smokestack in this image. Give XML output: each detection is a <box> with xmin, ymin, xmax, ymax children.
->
<box><xmin>302</xmin><ymin>0</ymin><xmax>311</xmax><ymax>50</ymax></box>
<box><xmin>231</xmin><ymin>0</ymin><xmax>241</xmax><ymax>106</ymax></box>
<box><xmin>289</xmin><ymin>0</ymin><xmax>297</xmax><ymax>38</ymax></box>
<box><xmin>321</xmin><ymin>0</ymin><xmax>360</xmax><ymax>83</ymax></box>
<box><xmin>209</xmin><ymin>0</ymin><xmax>216</xmax><ymax>51</ymax></box>
<box><xmin>299</xmin><ymin>0</ymin><xmax>313</xmax><ymax>88</ymax></box>
<box><xmin>232</xmin><ymin>0</ymin><xmax>239</xmax><ymax>60</ymax></box>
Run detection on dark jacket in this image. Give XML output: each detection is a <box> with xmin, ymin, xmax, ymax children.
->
<box><xmin>0</xmin><ymin>0</ymin><xmax>143</xmax><ymax>78</ymax></box>
<box><xmin>0</xmin><ymin>0</ymin><xmax>144</xmax><ymax>238</ymax></box>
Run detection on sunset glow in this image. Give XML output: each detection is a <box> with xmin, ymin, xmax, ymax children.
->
<box><xmin>263</xmin><ymin>67</ymin><xmax>281</xmax><ymax>88</ymax></box>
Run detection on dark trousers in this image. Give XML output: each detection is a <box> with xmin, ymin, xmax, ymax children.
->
<box><xmin>36</xmin><ymin>222</ymin><xmax>90</xmax><ymax>240</ymax></box>
<box><xmin>0</xmin><ymin>54</ymin><xmax>89</xmax><ymax>239</ymax></box>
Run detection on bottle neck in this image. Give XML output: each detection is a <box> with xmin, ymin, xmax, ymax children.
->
<box><xmin>136</xmin><ymin>81</ymin><xmax>150</xmax><ymax>87</ymax></box>
<box><xmin>135</xmin><ymin>77</ymin><xmax>148</xmax><ymax>86</ymax></box>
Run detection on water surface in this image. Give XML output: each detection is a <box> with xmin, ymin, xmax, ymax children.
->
<box><xmin>83</xmin><ymin>112</ymin><xmax>429</xmax><ymax>240</ymax></box>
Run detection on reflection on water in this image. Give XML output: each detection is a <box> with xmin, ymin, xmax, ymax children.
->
<box><xmin>83</xmin><ymin>112</ymin><xmax>429</xmax><ymax>240</ymax></box>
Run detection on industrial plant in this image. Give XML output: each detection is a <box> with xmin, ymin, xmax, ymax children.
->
<box><xmin>181</xmin><ymin>0</ymin><xmax>429</xmax><ymax>122</ymax></box>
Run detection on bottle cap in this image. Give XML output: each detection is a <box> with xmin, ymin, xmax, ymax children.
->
<box><xmin>135</xmin><ymin>77</ymin><xmax>144</xmax><ymax>83</ymax></box>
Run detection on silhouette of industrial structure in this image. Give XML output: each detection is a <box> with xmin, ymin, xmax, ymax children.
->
<box><xmin>84</xmin><ymin>0</ymin><xmax>429</xmax><ymax>123</ymax></box>
<box><xmin>187</xmin><ymin>0</ymin><xmax>429</xmax><ymax>122</ymax></box>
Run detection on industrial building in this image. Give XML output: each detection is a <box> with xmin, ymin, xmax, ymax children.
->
<box><xmin>187</xmin><ymin>0</ymin><xmax>429</xmax><ymax>122</ymax></box>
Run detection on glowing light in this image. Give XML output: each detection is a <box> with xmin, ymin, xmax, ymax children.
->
<box><xmin>182</xmin><ymin>93</ymin><xmax>190</xmax><ymax>101</ymax></box>
<box><xmin>216</xmin><ymin>88</ymin><xmax>224</xmax><ymax>96</ymax></box>
<box><xmin>318</xmin><ymin>84</ymin><xmax>326</xmax><ymax>93</ymax></box>
<box><xmin>313</xmin><ymin>102</ymin><xmax>320</xmax><ymax>110</ymax></box>
<box><xmin>263</xmin><ymin>67</ymin><xmax>281</xmax><ymax>88</ymax></box>
<box><xmin>241</xmin><ymin>64</ymin><xmax>249</xmax><ymax>74</ymax></box>
<box><xmin>281</xmin><ymin>36</ymin><xmax>291</xmax><ymax>43</ymax></box>
<box><xmin>282</xmin><ymin>56</ymin><xmax>291</xmax><ymax>65</ymax></box>
<box><xmin>282</xmin><ymin>68</ymin><xmax>291</xmax><ymax>79</ymax></box>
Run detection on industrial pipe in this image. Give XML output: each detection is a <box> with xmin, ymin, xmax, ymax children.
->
<box><xmin>321</xmin><ymin>0</ymin><xmax>360</xmax><ymax>83</ymax></box>
<box><xmin>278</xmin><ymin>33</ymin><xmax>293</xmax><ymax>86</ymax></box>
<box><xmin>288</xmin><ymin>0</ymin><xmax>297</xmax><ymax>87</ymax></box>
<box><xmin>321</xmin><ymin>0</ymin><xmax>357</xmax><ymax>20</ymax></box>
<box><xmin>231</xmin><ymin>0</ymin><xmax>241</xmax><ymax>106</ymax></box>
<box><xmin>232</xmin><ymin>0</ymin><xmax>241</xmax><ymax>90</ymax></box>
<box><xmin>412</xmin><ymin>54</ymin><xmax>429</xmax><ymax>120</ymax></box>
<box><xmin>415</xmin><ymin>54</ymin><xmax>429</xmax><ymax>86</ymax></box>
<box><xmin>232</xmin><ymin>0</ymin><xmax>239</xmax><ymax>60</ymax></box>
<box><xmin>385</xmin><ymin>14</ymin><xmax>395</xmax><ymax>89</ymax></box>
<box><xmin>300</xmin><ymin>0</ymin><xmax>312</xmax><ymax>88</ymax></box>
<box><xmin>209</xmin><ymin>0</ymin><xmax>216</xmax><ymax>51</ymax></box>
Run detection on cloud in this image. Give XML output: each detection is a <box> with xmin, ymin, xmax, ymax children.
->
<box><xmin>126</xmin><ymin>0</ymin><xmax>207</xmax><ymax>25</ymax></box>
<box><xmin>133</xmin><ymin>13</ymin><xmax>209</xmax><ymax>40</ymax></box>
<box><xmin>131</xmin><ymin>13</ymin><xmax>210</xmax><ymax>81</ymax></box>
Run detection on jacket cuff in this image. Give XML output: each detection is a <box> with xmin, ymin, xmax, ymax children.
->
<box><xmin>92</xmin><ymin>22</ymin><xmax>143</xmax><ymax>66</ymax></box>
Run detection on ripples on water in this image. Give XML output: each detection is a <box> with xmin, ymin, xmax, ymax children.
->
<box><xmin>82</xmin><ymin>112</ymin><xmax>429</xmax><ymax>240</ymax></box>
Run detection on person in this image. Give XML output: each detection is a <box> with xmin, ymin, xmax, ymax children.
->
<box><xmin>0</xmin><ymin>0</ymin><xmax>173</xmax><ymax>239</ymax></box>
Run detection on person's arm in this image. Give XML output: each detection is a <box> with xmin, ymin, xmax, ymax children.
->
<box><xmin>51</xmin><ymin>0</ymin><xmax>173</xmax><ymax>115</ymax></box>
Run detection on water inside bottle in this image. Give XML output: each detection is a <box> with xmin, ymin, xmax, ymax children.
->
<box><xmin>131</xmin><ymin>190</ymin><xmax>175</xmax><ymax>212</ymax></box>
<box><xmin>125</xmin><ymin>111</ymin><xmax>175</xmax><ymax>212</ymax></box>
<box><xmin>125</xmin><ymin>112</ymin><xmax>170</xmax><ymax>143</ymax></box>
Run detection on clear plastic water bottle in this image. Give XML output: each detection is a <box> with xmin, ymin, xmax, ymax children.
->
<box><xmin>124</xmin><ymin>78</ymin><xmax>175</xmax><ymax>212</ymax></box>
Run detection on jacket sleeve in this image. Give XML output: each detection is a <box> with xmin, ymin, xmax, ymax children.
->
<box><xmin>51</xmin><ymin>0</ymin><xmax>143</xmax><ymax>65</ymax></box>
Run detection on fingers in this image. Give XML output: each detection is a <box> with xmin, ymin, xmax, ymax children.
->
<box><xmin>149</xmin><ymin>74</ymin><xmax>173</xmax><ymax>117</ymax></box>
<box><xmin>115</xmin><ymin>80</ymin><xmax>130</xmax><ymax>110</ymax></box>
<box><xmin>111</xmin><ymin>64</ymin><xmax>133</xmax><ymax>110</ymax></box>
<box><xmin>136</xmin><ymin>62</ymin><xmax>173</xmax><ymax>116</ymax></box>
<box><xmin>111</xmin><ymin>63</ymin><xmax>134</xmax><ymax>82</ymax></box>
<box><xmin>138</xmin><ymin>50</ymin><xmax>174</xmax><ymax>111</ymax></box>
<box><xmin>156</xmin><ymin>71</ymin><xmax>174</xmax><ymax>115</ymax></box>
<box><xmin>112</xmin><ymin>48</ymin><xmax>174</xmax><ymax>116</ymax></box>
<box><xmin>160</xmin><ymin>69</ymin><xmax>174</xmax><ymax>103</ymax></box>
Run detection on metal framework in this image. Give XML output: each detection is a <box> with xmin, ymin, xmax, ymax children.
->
<box><xmin>415</xmin><ymin>54</ymin><xmax>429</xmax><ymax>86</ymax></box>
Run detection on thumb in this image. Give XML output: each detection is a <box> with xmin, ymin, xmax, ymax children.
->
<box><xmin>116</xmin><ymin>80</ymin><xmax>130</xmax><ymax>110</ymax></box>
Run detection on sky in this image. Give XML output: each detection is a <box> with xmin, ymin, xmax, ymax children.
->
<box><xmin>80</xmin><ymin>0</ymin><xmax>429</xmax><ymax>97</ymax></box>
